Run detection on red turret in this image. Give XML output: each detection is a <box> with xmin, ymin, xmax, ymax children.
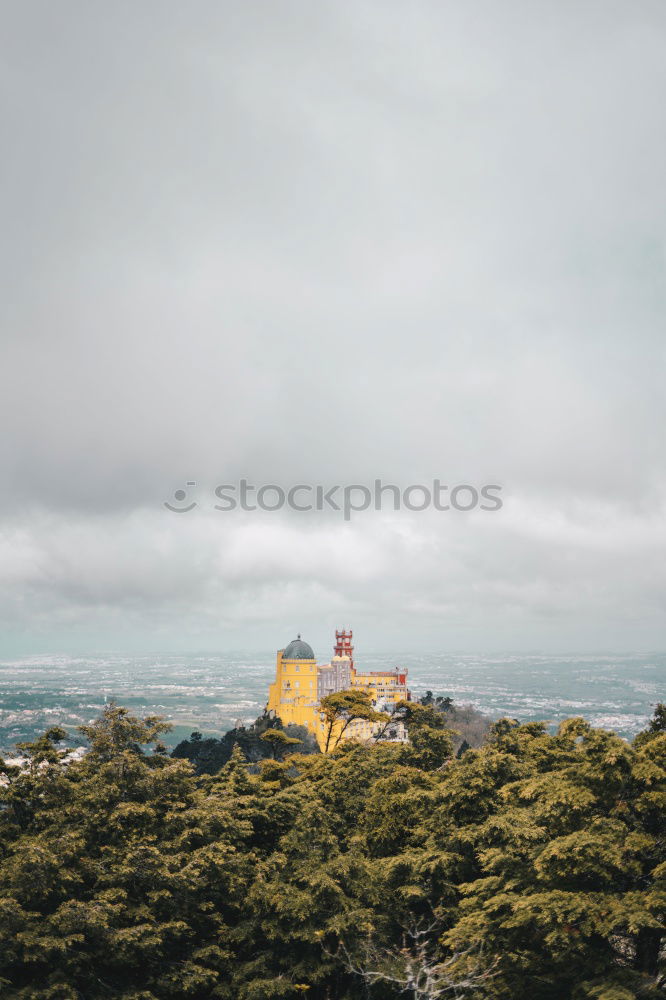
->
<box><xmin>334</xmin><ymin>628</ymin><xmax>354</xmax><ymax>670</ymax></box>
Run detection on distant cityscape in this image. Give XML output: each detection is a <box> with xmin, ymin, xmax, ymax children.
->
<box><xmin>0</xmin><ymin>650</ymin><xmax>661</xmax><ymax>755</ymax></box>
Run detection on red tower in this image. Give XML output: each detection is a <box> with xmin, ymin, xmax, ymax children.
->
<box><xmin>334</xmin><ymin>628</ymin><xmax>354</xmax><ymax>670</ymax></box>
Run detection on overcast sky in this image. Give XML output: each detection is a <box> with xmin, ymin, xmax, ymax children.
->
<box><xmin>1</xmin><ymin>1</ymin><xmax>665</xmax><ymax>657</ymax></box>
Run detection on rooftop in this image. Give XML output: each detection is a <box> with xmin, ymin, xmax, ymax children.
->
<box><xmin>282</xmin><ymin>634</ymin><xmax>315</xmax><ymax>661</ymax></box>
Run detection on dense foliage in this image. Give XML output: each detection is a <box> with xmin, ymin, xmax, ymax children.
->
<box><xmin>172</xmin><ymin>713</ymin><xmax>319</xmax><ymax>775</ymax></box>
<box><xmin>172</xmin><ymin>693</ymin><xmax>490</xmax><ymax>774</ymax></box>
<box><xmin>0</xmin><ymin>702</ymin><xmax>663</xmax><ymax>999</ymax></box>
<box><xmin>417</xmin><ymin>693</ymin><xmax>492</xmax><ymax>753</ymax></box>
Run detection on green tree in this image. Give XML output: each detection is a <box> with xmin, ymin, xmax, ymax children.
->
<box><xmin>439</xmin><ymin>714</ymin><xmax>666</xmax><ymax>999</ymax></box>
<box><xmin>0</xmin><ymin>707</ymin><xmax>255</xmax><ymax>999</ymax></box>
<box><xmin>320</xmin><ymin>689</ymin><xmax>389</xmax><ymax>753</ymax></box>
<box><xmin>260</xmin><ymin>728</ymin><xmax>303</xmax><ymax>760</ymax></box>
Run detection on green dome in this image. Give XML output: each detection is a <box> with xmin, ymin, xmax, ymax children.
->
<box><xmin>282</xmin><ymin>635</ymin><xmax>315</xmax><ymax>661</ymax></box>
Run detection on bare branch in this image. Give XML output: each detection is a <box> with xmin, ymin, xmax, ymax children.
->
<box><xmin>325</xmin><ymin>918</ymin><xmax>497</xmax><ymax>1000</ymax></box>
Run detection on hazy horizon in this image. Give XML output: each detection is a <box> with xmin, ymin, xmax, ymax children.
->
<box><xmin>0</xmin><ymin>649</ymin><xmax>661</xmax><ymax>752</ymax></box>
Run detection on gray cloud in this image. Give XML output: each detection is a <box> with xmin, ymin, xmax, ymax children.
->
<box><xmin>1</xmin><ymin>1</ymin><xmax>665</xmax><ymax>652</ymax></box>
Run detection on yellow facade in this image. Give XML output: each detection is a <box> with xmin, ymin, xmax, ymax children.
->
<box><xmin>266</xmin><ymin>646</ymin><xmax>320</xmax><ymax>737</ymax></box>
<box><xmin>353</xmin><ymin>670</ymin><xmax>408</xmax><ymax>707</ymax></box>
<box><xmin>266</xmin><ymin>633</ymin><xmax>410</xmax><ymax>752</ymax></box>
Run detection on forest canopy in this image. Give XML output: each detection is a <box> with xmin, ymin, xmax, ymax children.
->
<box><xmin>0</xmin><ymin>701</ymin><xmax>663</xmax><ymax>999</ymax></box>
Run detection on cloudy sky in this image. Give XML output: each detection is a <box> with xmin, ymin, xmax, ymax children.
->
<box><xmin>1</xmin><ymin>1</ymin><xmax>665</xmax><ymax>656</ymax></box>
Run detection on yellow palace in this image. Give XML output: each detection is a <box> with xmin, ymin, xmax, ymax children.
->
<box><xmin>266</xmin><ymin>629</ymin><xmax>410</xmax><ymax>751</ymax></box>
